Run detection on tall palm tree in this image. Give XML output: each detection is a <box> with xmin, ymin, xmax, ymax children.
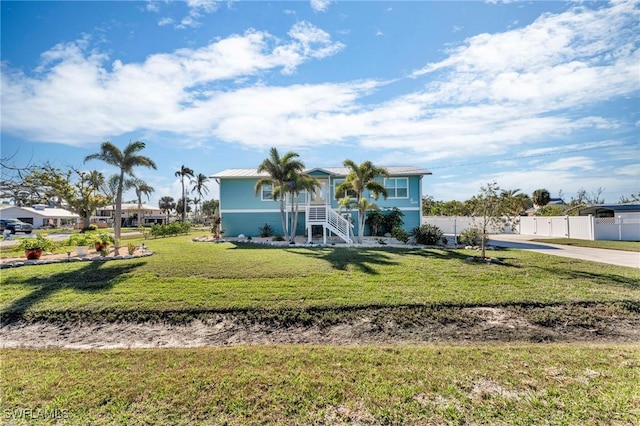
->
<box><xmin>158</xmin><ymin>196</ymin><xmax>175</xmax><ymax>223</ymax></box>
<box><xmin>254</xmin><ymin>147</ymin><xmax>305</xmax><ymax>241</ymax></box>
<box><xmin>129</xmin><ymin>178</ymin><xmax>154</xmax><ymax>226</ymax></box>
<box><xmin>191</xmin><ymin>173</ymin><xmax>210</xmax><ymax>222</ymax></box>
<box><xmin>287</xmin><ymin>174</ymin><xmax>319</xmax><ymax>241</ymax></box>
<box><xmin>335</xmin><ymin>160</ymin><xmax>389</xmax><ymax>243</ymax></box>
<box><xmin>175</xmin><ymin>165</ymin><xmax>194</xmax><ymax>222</ymax></box>
<box><xmin>85</xmin><ymin>141</ymin><xmax>156</xmax><ymax>255</ymax></box>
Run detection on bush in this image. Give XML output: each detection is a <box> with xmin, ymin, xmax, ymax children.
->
<box><xmin>258</xmin><ymin>223</ymin><xmax>272</xmax><ymax>238</ymax></box>
<box><xmin>272</xmin><ymin>234</ymin><xmax>285</xmax><ymax>242</ymax></box>
<box><xmin>390</xmin><ymin>227</ymin><xmax>409</xmax><ymax>244</ymax></box>
<box><xmin>150</xmin><ymin>222</ymin><xmax>191</xmax><ymax>238</ymax></box>
<box><xmin>458</xmin><ymin>228</ymin><xmax>488</xmax><ymax>246</ymax></box>
<box><xmin>18</xmin><ymin>235</ymin><xmax>57</xmax><ymax>252</ymax></box>
<box><xmin>410</xmin><ymin>224</ymin><xmax>443</xmax><ymax>245</ymax></box>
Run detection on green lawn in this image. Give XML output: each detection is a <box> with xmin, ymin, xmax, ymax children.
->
<box><xmin>2</xmin><ymin>234</ymin><xmax>639</xmax><ymax>425</ymax></box>
<box><xmin>531</xmin><ymin>238</ymin><xmax>640</xmax><ymax>252</ymax></box>
<box><xmin>1</xmin><ymin>234</ymin><xmax>639</xmax><ymax>321</ymax></box>
<box><xmin>2</xmin><ymin>345</ymin><xmax>638</xmax><ymax>425</ymax></box>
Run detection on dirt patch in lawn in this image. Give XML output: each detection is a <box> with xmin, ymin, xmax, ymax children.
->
<box><xmin>2</xmin><ymin>303</ymin><xmax>639</xmax><ymax>349</ymax></box>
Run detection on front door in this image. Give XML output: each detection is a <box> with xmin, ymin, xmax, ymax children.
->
<box><xmin>311</xmin><ymin>179</ymin><xmax>329</xmax><ymax>205</ymax></box>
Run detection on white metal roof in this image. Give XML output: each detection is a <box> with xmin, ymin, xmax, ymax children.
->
<box><xmin>211</xmin><ymin>166</ymin><xmax>431</xmax><ymax>178</ymax></box>
<box><xmin>0</xmin><ymin>205</ymin><xmax>79</xmax><ymax>218</ymax></box>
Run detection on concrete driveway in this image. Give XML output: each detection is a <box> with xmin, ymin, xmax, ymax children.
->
<box><xmin>489</xmin><ymin>234</ymin><xmax>640</xmax><ymax>269</ymax></box>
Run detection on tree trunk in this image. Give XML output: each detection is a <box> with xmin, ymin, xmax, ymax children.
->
<box><xmin>114</xmin><ymin>170</ymin><xmax>124</xmax><ymax>255</ymax></box>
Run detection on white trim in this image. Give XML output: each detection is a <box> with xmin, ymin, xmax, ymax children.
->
<box><xmin>260</xmin><ymin>184</ymin><xmax>274</xmax><ymax>201</ymax></box>
<box><xmin>384</xmin><ymin>177</ymin><xmax>409</xmax><ymax>199</ymax></box>
<box><xmin>221</xmin><ymin>209</ymin><xmax>282</xmax><ymax>214</ymax></box>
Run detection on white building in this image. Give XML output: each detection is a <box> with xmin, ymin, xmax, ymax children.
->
<box><xmin>0</xmin><ymin>205</ymin><xmax>80</xmax><ymax>228</ymax></box>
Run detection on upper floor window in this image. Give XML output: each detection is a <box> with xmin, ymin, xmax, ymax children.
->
<box><xmin>384</xmin><ymin>178</ymin><xmax>408</xmax><ymax>199</ymax></box>
<box><xmin>261</xmin><ymin>184</ymin><xmax>273</xmax><ymax>201</ymax></box>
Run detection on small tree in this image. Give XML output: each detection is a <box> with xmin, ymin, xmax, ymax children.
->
<box><xmin>467</xmin><ymin>181</ymin><xmax>517</xmax><ymax>259</ymax></box>
<box><xmin>532</xmin><ymin>188</ymin><xmax>551</xmax><ymax>207</ymax></box>
<box><xmin>365</xmin><ymin>208</ymin><xmax>385</xmax><ymax>236</ymax></box>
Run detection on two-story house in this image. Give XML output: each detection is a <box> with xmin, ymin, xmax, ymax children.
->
<box><xmin>211</xmin><ymin>166</ymin><xmax>431</xmax><ymax>243</ymax></box>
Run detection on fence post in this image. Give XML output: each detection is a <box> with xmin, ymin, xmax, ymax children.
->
<box><xmin>618</xmin><ymin>216</ymin><xmax>622</xmax><ymax>241</ymax></box>
<box><xmin>589</xmin><ymin>214</ymin><xmax>595</xmax><ymax>240</ymax></box>
<box><xmin>565</xmin><ymin>215</ymin><xmax>570</xmax><ymax>238</ymax></box>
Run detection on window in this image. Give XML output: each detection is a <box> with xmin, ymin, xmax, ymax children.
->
<box><xmin>384</xmin><ymin>178</ymin><xmax>408</xmax><ymax>199</ymax></box>
<box><xmin>333</xmin><ymin>179</ymin><xmax>357</xmax><ymax>199</ymax></box>
<box><xmin>261</xmin><ymin>184</ymin><xmax>273</xmax><ymax>201</ymax></box>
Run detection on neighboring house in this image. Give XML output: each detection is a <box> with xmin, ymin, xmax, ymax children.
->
<box><xmin>95</xmin><ymin>203</ymin><xmax>165</xmax><ymax>227</ymax></box>
<box><xmin>578</xmin><ymin>203</ymin><xmax>640</xmax><ymax>218</ymax></box>
<box><xmin>211</xmin><ymin>166</ymin><xmax>431</xmax><ymax>242</ymax></box>
<box><xmin>0</xmin><ymin>204</ymin><xmax>80</xmax><ymax>228</ymax></box>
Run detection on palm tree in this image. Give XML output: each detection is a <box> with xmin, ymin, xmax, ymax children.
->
<box><xmin>532</xmin><ymin>188</ymin><xmax>551</xmax><ymax>208</ymax></box>
<box><xmin>129</xmin><ymin>178</ymin><xmax>154</xmax><ymax>226</ymax></box>
<box><xmin>335</xmin><ymin>160</ymin><xmax>389</xmax><ymax>243</ymax></box>
<box><xmin>175</xmin><ymin>165</ymin><xmax>194</xmax><ymax>222</ymax></box>
<box><xmin>191</xmin><ymin>173</ymin><xmax>210</xmax><ymax>222</ymax></box>
<box><xmin>158</xmin><ymin>196</ymin><xmax>175</xmax><ymax>223</ymax></box>
<box><xmin>254</xmin><ymin>147</ymin><xmax>305</xmax><ymax>241</ymax></box>
<box><xmin>287</xmin><ymin>174</ymin><xmax>319</xmax><ymax>241</ymax></box>
<box><xmin>85</xmin><ymin>141</ymin><xmax>156</xmax><ymax>255</ymax></box>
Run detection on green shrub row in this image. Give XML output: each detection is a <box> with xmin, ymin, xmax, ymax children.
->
<box><xmin>150</xmin><ymin>222</ymin><xmax>191</xmax><ymax>238</ymax></box>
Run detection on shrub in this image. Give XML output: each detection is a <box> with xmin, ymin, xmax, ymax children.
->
<box><xmin>258</xmin><ymin>223</ymin><xmax>272</xmax><ymax>238</ymax></box>
<box><xmin>384</xmin><ymin>207</ymin><xmax>405</xmax><ymax>234</ymax></box>
<box><xmin>18</xmin><ymin>235</ymin><xmax>57</xmax><ymax>252</ymax></box>
<box><xmin>410</xmin><ymin>224</ymin><xmax>443</xmax><ymax>245</ymax></box>
<box><xmin>67</xmin><ymin>233</ymin><xmax>94</xmax><ymax>247</ymax></box>
<box><xmin>390</xmin><ymin>227</ymin><xmax>409</xmax><ymax>244</ymax></box>
<box><xmin>458</xmin><ymin>228</ymin><xmax>488</xmax><ymax>246</ymax></box>
<box><xmin>150</xmin><ymin>222</ymin><xmax>191</xmax><ymax>238</ymax></box>
<box><xmin>127</xmin><ymin>243</ymin><xmax>137</xmax><ymax>255</ymax></box>
<box><xmin>272</xmin><ymin>234</ymin><xmax>285</xmax><ymax>241</ymax></box>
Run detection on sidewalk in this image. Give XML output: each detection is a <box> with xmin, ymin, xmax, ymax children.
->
<box><xmin>489</xmin><ymin>234</ymin><xmax>640</xmax><ymax>269</ymax></box>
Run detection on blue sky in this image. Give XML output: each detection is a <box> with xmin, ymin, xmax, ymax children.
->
<box><xmin>1</xmin><ymin>0</ymin><xmax>638</xmax><ymax>207</ymax></box>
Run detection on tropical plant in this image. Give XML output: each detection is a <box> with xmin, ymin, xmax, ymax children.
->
<box><xmin>335</xmin><ymin>160</ymin><xmax>389</xmax><ymax>243</ymax></box>
<box><xmin>255</xmin><ymin>147</ymin><xmax>305</xmax><ymax>242</ymax></box>
<box><xmin>390</xmin><ymin>226</ymin><xmax>409</xmax><ymax>244</ymax></box>
<box><xmin>365</xmin><ymin>208</ymin><xmax>385</xmax><ymax>236</ymax></box>
<box><xmin>158</xmin><ymin>196</ymin><xmax>175</xmax><ymax>222</ymax></box>
<box><xmin>18</xmin><ymin>235</ymin><xmax>57</xmax><ymax>252</ymax></box>
<box><xmin>258</xmin><ymin>223</ymin><xmax>273</xmax><ymax>238</ymax></box>
<box><xmin>85</xmin><ymin>141</ymin><xmax>157</xmax><ymax>255</ymax></box>
<box><xmin>383</xmin><ymin>207</ymin><xmax>405</xmax><ymax>234</ymax></box>
<box><xmin>191</xmin><ymin>173</ymin><xmax>210</xmax><ymax>222</ymax></box>
<box><xmin>532</xmin><ymin>188</ymin><xmax>551</xmax><ymax>207</ymax></box>
<box><xmin>410</xmin><ymin>224</ymin><xmax>443</xmax><ymax>245</ymax></box>
<box><xmin>458</xmin><ymin>227</ymin><xmax>488</xmax><ymax>246</ymax></box>
<box><xmin>175</xmin><ymin>165</ymin><xmax>194</xmax><ymax>222</ymax></box>
<box><xmin>66</xmin><ymin>233</ymin><xmax>95</xmax><ymax>247</ymax></box>
<box><xmin>286</xmin><ymin>173</ymin><xmax>319</xmax><ymax>240</ymax></box>
<box><xmin>129</xmin><ymin>178</ymin><xmax>154</xmax><ymax>226</ymax></box>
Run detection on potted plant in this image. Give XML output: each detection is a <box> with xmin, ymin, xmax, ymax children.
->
<box><xmin>18</xmin><ymin>235</ymin><xmax>57</xmax><ymax>260</ymax></box>
<box><xmin>92</xmin><ymin>232</ymin><xmax>114</xmax><ymax>252</ymax></box>
<box><xmin>68</xmin><ymin>233</ymin><xmax>94</xmax><ymax>256</ymax></box>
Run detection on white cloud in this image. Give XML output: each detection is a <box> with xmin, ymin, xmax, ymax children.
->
<box><xmin>617</xmin><ymin>164</ymin><xmax>640</xmax><ymax>177</ymax></box>
<box><xmin>310</xmin><ymin>0</ymin><xmax>332</xmax><ymax>13</ymax></box>
<box><xmin>0</xmin><ymin>22</ymin><xmax>346</xmax><ymax>145</ymax></box>
<box><xmin>158</xmin><ymin>17</ymin><xmax>174</xmax><ymax>27</ymax></box>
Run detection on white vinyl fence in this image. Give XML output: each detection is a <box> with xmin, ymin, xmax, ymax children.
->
<box><xmin>518</xmin><ymin>214</ymin><xmax>640</xmax><ymax>241</ymax></box>
<box><xmin>423</xmin><ymin>214</ymin><xmax>640</xmax><ymax>241</ymax></box>
<box><xmin>421</xmin><ymin>216</ymin><xmax>516</xmax><ymax>235</ymax></box>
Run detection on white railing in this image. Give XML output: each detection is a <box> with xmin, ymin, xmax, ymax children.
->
<box><xmin>306</xmin><ymin>205</ymin><xmax>352</xmax><ymax>243</ymax></box>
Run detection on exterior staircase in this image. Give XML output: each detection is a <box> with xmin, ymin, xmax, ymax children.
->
<box><xmin>306</xmin><ymin>205</ymin><xmax>353</xmax><ymax>244</ymax></box>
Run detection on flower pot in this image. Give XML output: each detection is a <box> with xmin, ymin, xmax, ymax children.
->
<box><xmin>76</xmin><ymin>246</ymin><xmax>89</xmax><ymax>256</ymax></box>
<box><xmin>94</xmin><ymin>242</ymin><xmax>109</xmax><ymax>251</ymax></box>
<box><xmin>25</xmin><ymin>249</ymin><xmax>43</xmax><ymax>260</ymax></box>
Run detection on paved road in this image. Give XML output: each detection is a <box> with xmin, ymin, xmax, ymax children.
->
<box><xmin>489</xmin><ymin>234</ymin><xmax>640</xmax><ymax>269</ymax></box>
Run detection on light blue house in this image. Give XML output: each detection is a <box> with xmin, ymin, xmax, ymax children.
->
<box><xmin>210</xmin><ymin>166</ymin><xmax>431</xmax><ymax>243</ymax></box>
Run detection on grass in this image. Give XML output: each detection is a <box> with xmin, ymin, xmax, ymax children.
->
<box><xmin>2</xmin><ymin>233</ymin><xmax>639</xmax><ymax>424</ymax></box>
<box><xmin>2</xmin><ymin>344</ymin><xmax>638</xmax><ymax>425</ymax></box>
<box><xmin>1</xmin><ymin>234</ymin><xmax>639</xmax><ymax>321</ymax></box>
<box><xmin>531</xmin><ymin>238</ymin><xmax>640</xmax><ymax>252</ymax></box>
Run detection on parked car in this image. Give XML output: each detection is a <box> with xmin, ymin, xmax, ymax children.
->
<box><xmin>0</xmin><ymin>218</ymin><xmax>33</xmax><ymax>234</ymax></box>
